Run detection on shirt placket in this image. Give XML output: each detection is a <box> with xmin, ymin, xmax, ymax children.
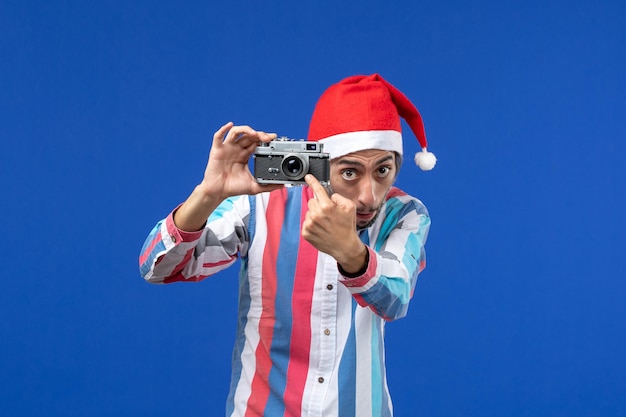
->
<box><xmin>307</xmin><ymin>253</ymin><xmax>339</xmax><ymax>417</ymax></box>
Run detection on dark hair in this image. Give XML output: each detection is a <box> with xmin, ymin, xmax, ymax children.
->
<box><xmin>395</xmin><ymin>152</ymin><xmax>403</xmax><ymax>176</ymax></box>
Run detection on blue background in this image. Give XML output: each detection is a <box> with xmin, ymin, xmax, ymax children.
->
<box><xmin>2</xmin><ymin>0</ymin><xmax>625</xmax><ymax>415</ymax></box>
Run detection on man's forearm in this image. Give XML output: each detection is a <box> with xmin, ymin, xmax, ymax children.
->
<box><xmin>172</xmin><ymin>183</ymin><xmax>224</xmax><ymax>232</ymax></box>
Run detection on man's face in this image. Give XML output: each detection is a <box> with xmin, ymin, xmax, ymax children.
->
<box><xmin>329</xmin><ymin>149</ymin><xmax>398</xmax><ymax>229</ymax></box>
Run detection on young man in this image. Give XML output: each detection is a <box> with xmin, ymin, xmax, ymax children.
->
<box><xmin>139</xmin><ymin>74</ymin><xmax>436</xmax><ymax>417</ymax></box>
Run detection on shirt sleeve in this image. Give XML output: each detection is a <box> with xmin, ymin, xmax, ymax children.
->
<box><xmin>338</xmin><ymin>195</ymin><xmax>431</xmax><ymax>321</ymax></box>
<box><xmin>138</xmin><ymin>196</ymin><xmax>251</xmax><ymax>284</ymax></box>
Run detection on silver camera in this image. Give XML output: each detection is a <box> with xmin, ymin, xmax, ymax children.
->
<box><xmin>253</xmin><ymin>137</ymin><xmax>330</xmax><ymax>185</ymax></box>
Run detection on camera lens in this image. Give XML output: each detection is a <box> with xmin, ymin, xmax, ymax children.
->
<box><xmin>282</xmin><ymin>156</ymin><xmax>304</xmax><ymax>179</ymax></box>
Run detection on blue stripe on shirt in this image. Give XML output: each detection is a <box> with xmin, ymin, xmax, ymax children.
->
<box><xmin>371</xmin><ymin>317</ymin><xmax>383</xmax><ymax>416</ymax></box>
<box><xmin>207</xmin><ymin>196</ymin><xmax>239</xmax><ymax>222</ymax></box>
<box><xmin>139</xmin><ymin>221</ymin><xmax>166</xmax><ymax>277</ymax></box>
<box><xmin>338</xmin><ymin>300</ymin><xmax>358</xmax><ymax>417</ymax></box>
<box><xmin>226</xmin><ymin>256</ymin><xmax>252</xmax><ymax>416</ymax></box>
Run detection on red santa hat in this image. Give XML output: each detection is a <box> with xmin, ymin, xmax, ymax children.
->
<box><xmin>307</xmin><ymin>73</ymin><xmax>436</xmax><ymax>170</ymax></box>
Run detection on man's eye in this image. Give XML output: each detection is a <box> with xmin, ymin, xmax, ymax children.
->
<box><xmin>341</xmin><ymin>169</ymin><xmax>356</xmax><ymax>180</ymax></box>
<box><xmin>378</xmin><ymin>166</ymin><xmax>391</xmax><ymax>176</ymax></box>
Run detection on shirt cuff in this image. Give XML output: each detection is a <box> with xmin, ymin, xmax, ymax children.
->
<box><xmin>338</xmin><ymin>246</ymin><xmax>378</xmax><ymax>289</ymax></box>
<box><xmin>164</xmin><ymin>205</ymin><xmax>205</xmax><ymax>244</ymax></box>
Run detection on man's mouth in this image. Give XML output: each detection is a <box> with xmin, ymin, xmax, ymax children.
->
<box><xmin>356</xmin><ymin>212</ymin><xmax>375</xmax><ymax>222</ymax></box>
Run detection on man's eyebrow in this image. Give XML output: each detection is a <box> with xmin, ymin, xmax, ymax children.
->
<box><xmin>374</xmin><ymin>155</ymin><xmax>395</xmax><ymax>165</ymax></box>
<box><xmin>335</xmin><ymin>154</ymin><xmax>394</xmax><ymax>167</ymax></box>
<box><xmin>335</xmin><ymin>158</ymin><xmax>364</xmax><ymax>167</ymax></box>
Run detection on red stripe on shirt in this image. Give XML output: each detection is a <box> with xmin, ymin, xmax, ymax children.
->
<box><xmin>245</xmin><ymin>190</ymin><xmax>286</xmax><ymax>416</ymax></box>
<box><xmin>387</xmin><ymin>186</ymin><xmax>405</xmax><ymax>198</ymax></box>
<box><xmin>139</xmin><ymin>230</ymin><xmax>162</xmax><ymax>266</ymax></box>
<box><xmin>162</xmin><ymin>255</ymin><xmax>237</xmax><ymax>283</ymax></box>
<box><xmin>162</xmin><ymin>270</ymin><xmax>205</xmax><ymax>283</ymax></box>
<box><xmin>203</xmin><ymin>256</ymin><xmax>237</xmax><ymax>269</ymax></box>
<box><xmin>283</xmin><ymin>187</ymin><xmax>317</xmax><ymax>416</ymax></box>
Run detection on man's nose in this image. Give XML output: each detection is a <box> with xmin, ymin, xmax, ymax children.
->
<box><xmin>357</xmin><ymin>177</ymin><xmax>377</xmax><ymax>209</ymax></box>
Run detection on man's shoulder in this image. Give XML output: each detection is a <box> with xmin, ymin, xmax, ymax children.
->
<box><xmin>386</xmin><ymin>186</ymin><xmax>410</xmax><ymax>200</ymax></box>
<box><xmin>384</xmin><ymin>186</ymin><xmax>429</xmax><ymax>216</ymax></box>
<box><xmin>385</xmin><ymin>186</ymin><xmax>422</xmax><ymax>205</ymax></box>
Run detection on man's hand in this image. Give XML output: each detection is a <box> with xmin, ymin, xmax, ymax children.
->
<box><xmin>200</xmin><ymin>122</ymin><xmax>283</xmax><ymax>200</ymax></box>
<box><xmin>302</xmin><ymin>174</ymin><xmax>368</xmax><ymax>275</ymax></box>
<box><xmin>174</xmin><ymin>123</ymin><xmax>283</xmax><ymax>232</ymax></box>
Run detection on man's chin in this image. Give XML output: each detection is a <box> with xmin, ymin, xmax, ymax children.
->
<box><xmin>356</xmin><ymin>211</ymin><xmax>379</xmax><ymax>229</ymax></box>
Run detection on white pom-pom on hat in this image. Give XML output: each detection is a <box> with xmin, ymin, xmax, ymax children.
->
<box><xmin>415</xmin><ymin>148</ymin><xmax>437</xmax><ymax>171</ymax></box>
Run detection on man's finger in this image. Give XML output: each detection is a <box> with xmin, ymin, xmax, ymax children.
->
<box><xmin>305</xmin><ymin>174</ymin><xmax>331</xmax><ymax>202</ymax></box>
<box><xmin>213</xmin><ymin>122</ymin><xmax>234</xmax><ymax>145</ymax></box>
<box><xmin>225</xmin><ymin>125</ymin><xmax>252</xmax><ymax>143</ymax></box>
<box><xmin>259</xmin><ymin>132</ymin><xmax>278</xmax><ymax>143</ymax></box>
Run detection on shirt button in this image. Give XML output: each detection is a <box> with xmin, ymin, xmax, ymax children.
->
<box><xmin>324</xmin><ymin>329</ymin><xmax>330</xmax><ymax>336</ymax></box>
<box><xmin>170</xmin><ymin>235</ymin><xmax>177</xmax><ymax>243</ymax></box>
<box><xmin>318</xmin><ymin>377</ymin><xmax>325</xmax><ymax>383</ymax></box>
<box><xmin>327</xmin><ymin>284</ymin><xmax>333</xmax><ymax>290</ymax></box>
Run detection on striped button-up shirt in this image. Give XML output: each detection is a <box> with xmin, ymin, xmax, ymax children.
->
<box><xmin>139</xmin><ymin>185</ymin><xmax>430</xmax><ymax>417</ymax></box>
